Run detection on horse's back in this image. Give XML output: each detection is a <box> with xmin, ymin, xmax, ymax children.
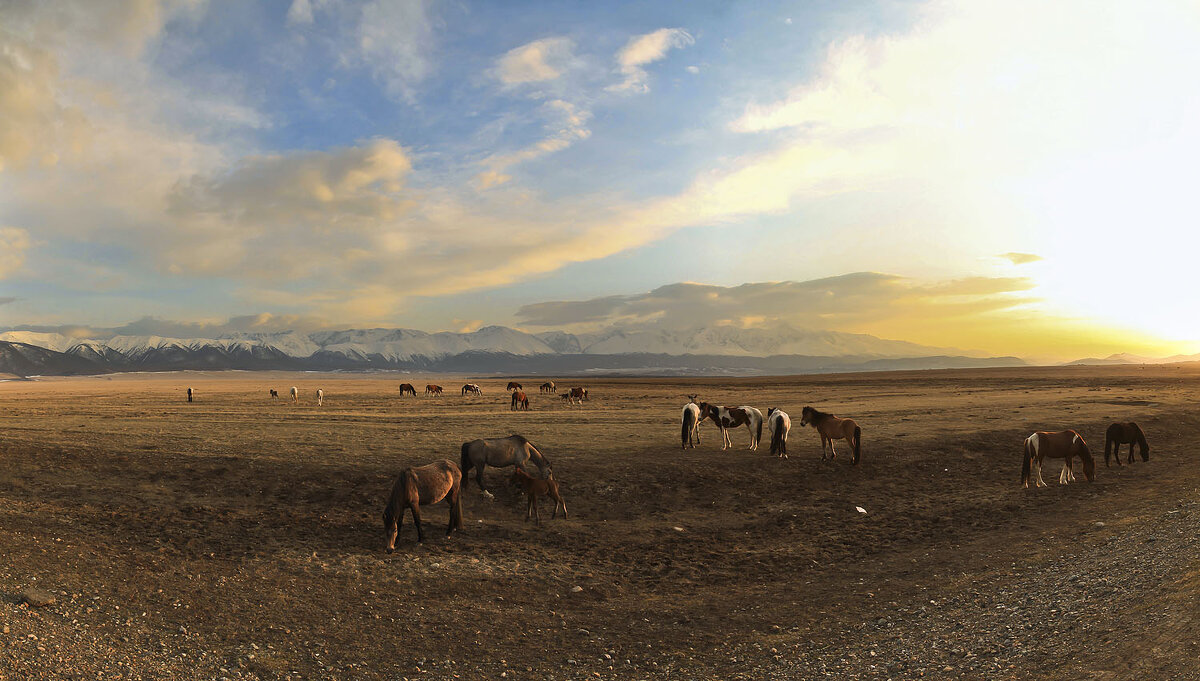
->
<box><xmin>409</xmin><ymin>459</ymin><xmax>461</xmax><ymax>504</ymax></box>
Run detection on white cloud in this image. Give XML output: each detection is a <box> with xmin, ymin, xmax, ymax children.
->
<box><xmin>286</xmin><ymin>0</ymin><xmax>314</xmax><ymax>26</ymax></box>
<box><xmin>475</xmin><ymin>99</ymin><xmax>591</xmax><ymax>188</ymax></box>
<box><xmin>608</xmin><ymin>27</ymin><xmax>693</xmax><ymax>93</ymax></box>
<box><xmin>355</xmin><ymin>0</ymin><xmax>435</xmax><ymax>100</ymax></box>
<box><xmin>0</xmin><ymin>228</ymin><xmax>33</xmax><ymax>278</ymax></box>
<box><xmin>492</xmin><ymin>37</ymin><xmax>574</xmax><ymax>85</ymax></box>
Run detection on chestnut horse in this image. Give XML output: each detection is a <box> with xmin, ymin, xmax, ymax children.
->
<box><xmin>507</xmin><ymin>381</ymin><xmax>523</xmax><ymax>391</ymax></box>
<box><xmin>511</xmin><ymin>468</ymin><xmax>568</xmax><ymax>525</ymax></box>
<box><xmin>425</xmin><ymin>384</ymin><xmax>443</xmax><ymax>396</ymax></box>
<box><xmin>681</xmin><ymin>400</ymin><xmax>702</xmax><ymax>449</ymax></box>
<box><xmin>799</xmin><ymin>406</ymin><xmax>861</xmax><ymax>463</ymax></box>
<box><xmin>1022</xmin><ymin>430</ymin><xmax>1095</xmax><ymax>488</ymax></box>
<box><xmin>382</xmin><ymin>459</ymin><xmax>463</xmax><ymax>550</ymax></box>
<box><xmin>398</xmin><ymin>383</ymin><xmax>416</xmax><ymax>396</ymax></box>
<box><xmin>766</xmin><ymin>407</ymin><xmax>791</xmax><ymax>458</ymax></box>
<box><xmin>511</xmin><ymin>390</ymin><xmax>529</xmax><ymax>411</ymax></box>
<box><xmin>462</xmin><ymin>383</ymin><xmax>483</xmax><ymax>396</ymax></box>
<box><xmin>460</xmin><ymin>434</ymin><xmax>552</xmax><ymax>496</ymax></box>
<box><xmin>1105</xmin><ymin>422</ymin><xmax>1149</xmax><ymax>466</ymax></box>
<box><xmin>540</xmin><ymin>381</ymin><xmax>556</xmax><ymax>393</ymax></box>
<box><xmin>698</xmin><ymin>403</ymin><xmax>763</xmax><ymax>451</ymax></box>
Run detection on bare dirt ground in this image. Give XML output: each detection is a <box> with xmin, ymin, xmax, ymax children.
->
<box><xmin>1</xmin><ymin>366</ymin><xmax>1198</xmax><ymax>680</ymax></box>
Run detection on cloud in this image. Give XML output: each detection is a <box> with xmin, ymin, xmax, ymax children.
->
<box><xmin>475</xmin><ymin>99</ymin><xmax>591</xmax><ymax>188</ymax></box>
<box><xmin>286</xmin><ymin>0</ymin><xmax>314</xmax><ymax>26</ymax></box>
<box><xmin>492</xmin><ymin>37</ymin><xmax>574</xmax><ymax>85</ymax></box>
<box><xmin>999</xmin><ymin>252</ymin><xmax>1043</xmax><ymax>265</ymax></box>
<box><xmin>354</xmin><ymin>0</ymin><xmax>435</xmax><ymax>100</ymax></box>
<box><xmin>0</xmin><ymin>228</ymin><xmax>33</xmax><ymax>278</ymax></box>
<box><xmin>0</xmin><ymin>297</ymin><xmax>17</xmax><ymax>306</ymax></box>
<box><xmin>608</xmin><ymin>27</ymin><xmax>693</xmax><ymax>93</ymax></box>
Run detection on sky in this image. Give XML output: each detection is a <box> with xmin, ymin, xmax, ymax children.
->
<box><xmin>1</xmin><ymin>0</ymin><xmax>1198</xmax><ymax>361</ymax></box>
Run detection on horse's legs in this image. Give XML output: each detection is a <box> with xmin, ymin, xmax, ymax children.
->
<box><xmin>476</xmin><ymin>464</ymin><xmax>490</xmax><ymax>496</ymax></box>
<box><xmin>1128</xmin><ymin>442</ymin><xmax>1135</xmax><ymax>465</ymax></box>
<box><xmin>828</xmin><ymin>438</ymin><xmax>838</xmax><ymax>460</ymax></box>
<box><xmin>819</xmin><ymin>436</ymin><xmax>827</xmax><ymax>461</ymax></box>
<box><xmin>410</xmin><ymin>502</ymin><xmax>423</xmax><ymax>542</ymax></box>
<box><xmin>1034</xmin><ymin>457</ymin><xmax>1046</xmax><ymax>487</ymax></box>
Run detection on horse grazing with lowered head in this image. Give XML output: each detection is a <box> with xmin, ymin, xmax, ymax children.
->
<box><xmin>269</xmin><ymin>389</ymin><xmax>279</xmax><ymax>400</ymax></box>
<box><xmin>681</xmin><ymin>399</ymin><xmax>702</xmax><ymax>449</ymax></box>
<box><xmin>540</xmin><ymin>381</ymin><xmax>556</xmax><ymax>393</ymax></box>
<box><xmin>425</xmin><ymin>384</ymin><xmax>443</xmax><ymax>397</ymax></box>
<box><xmin>382</xmin><ymin>459</ymin><xmax>463</xmax><ymax>550</ymax></box>
<box><xmin>290</xmin><ymin>386</ymin><xmax>298</xmax><ymax>402</ymax></box>
<box><xmin>460</xmin><ymin>434</ymin><xmax>552</xmax><ymax>497</ymax></box>
<box><xmin>398</xmin><ymin>383</ymin><xmax>416</xmax><ymax>396</ymax></box>
<box><xmin>568</xmin><ymin>387</ymin><xmax>589</xmax><ymax>402</ymax></box>
<box><xmin>698</xmin><ymin>403</ymin><xmax>763</xmax><ymax>451</ymax></box>
<box><xmin>767</xmin><ymin>407</ymin><xmax>791</xmax><ymax>458</ymax></box>
<box><xmin>316</xmin><ymin>388</ymin><xmax>324</xmax><ymax>406</ymax></box>
<box><xmin>1105</xmin><ymin>422</ymin><xmax>1149</xmax><ymax>466</ymax></box>
<box><xmin>507</xmin><ymin>381</ymin><xmax>523</xmax><ymax>391</ymax></box>
<box><xmin>1022</xmin><ymin>430</ymin><xmax>1095</xmax><ymax>488</ymax></box>
<box><xmin>511</xmin><ymin>390</ymin><xmax>529</xmax><ymax>411</ymax></box>
<box><xmin>462</xmin><ymin>383</ymin><xmax>483</xmax><ymax>396</ymax></box>
<box><xmin>800</xmin><ymin>406</ymin><xmax>861</xmax><ymax>463</ymax></box>
<box><xmin>511</xmin><ymin>468</ymin><xmax>568</xmax><ymax>525</ymax></box>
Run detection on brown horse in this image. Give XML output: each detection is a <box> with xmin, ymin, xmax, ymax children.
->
<box><xmin>511</xmin><ymin>468</ymin><xmax>567</xmax><ymax>525</ymax></box>
<box><xmin>698</xmin><ymin>403</ymin><xmax>763</xmax><ymax>450</ymax></box>
<box><xmin>507</xmin><ymin>381</ymin><xmax>523</xmax><ymax>391</ymax></box>
<box><xmin>398</xmin><ymin>383</ymin><xmax>416</xmax><ymax>396</ymax></box>
<box><xmin>1022</xmin><ymin>430</ymin><xmax>1095</xmax><ymax>487</ymax></box>
<box><xmin>511</xmin><ymin>390</ymin><xmax>529</xmax><ymax>410</ymax></box>
<box><xmin>539</xmin><ymin>381</ymin><xmax>556</xmax><ymax>393</ymax></box>
<box><xmin>569</xmin><ymin>387</ymin><xmax>588</xmax><ymax>402</ymax></box>
<box><xmin>382</xmin><ymin>459</ymin><xmax>463</xmax><ymax>550</ymax></box>
<box><xmin>799</xmin><ymin>406</ymin><xmax>861</xmax><ymax>463</ymax></box>
<box><xmin>1105</xmin><ymin>422</ymin><xmax>1149</xmax><ymax>466</ymax></box>
<box><xmin>460</xmin><ymin>434</ymin><xmax>552</xmax><ymax>496</ymax></box>
<box><xmin>425</xmin><ymin>384</ymin><xmax>443</xmax><ymax>396</ymax></box>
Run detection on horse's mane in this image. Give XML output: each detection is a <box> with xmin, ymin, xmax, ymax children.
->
<box><xmin>804</xmin><ymin>406</ymin><xmax>834</xmax><ymax>421</ymax></box>
<box><xmin>508</xmin><ymin>434</ymin><xmax>529</xmax><ymax>444</ymax></box>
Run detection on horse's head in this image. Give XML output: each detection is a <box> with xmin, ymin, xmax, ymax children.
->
<box><xmin>686</xmin><ymin>394</ymin><xmax>699</xmax><ymax>404</ymax></box>
<box><xmin>382</xmin><ymin>505</ymin><xmax>398</xmax><ymax>553</ymax></box>
<box><xmin>1075</xmin><ymin>436</ymin><xmax>1096</xmax><ymax>481</ymax></box>
<box><xmin>767</xmin><ymin>407</ymin><xmax>777</xmax><ymax>418</ymax></box>
<box><xmin>799</xmin><ymin>406</ymin><xmax>814</xmax><ymax>426</ymax></box>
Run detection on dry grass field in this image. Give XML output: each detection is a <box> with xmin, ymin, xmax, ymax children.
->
<box><xmin>2</xmin><ymin>366</ymin><xmax>1199</xmax><ymax>680</ymax></box>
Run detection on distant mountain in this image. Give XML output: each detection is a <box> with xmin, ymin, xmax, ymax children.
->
<box><xmin>0</xmin><ymin>325</ymin><xmax>1026</xmax><ymax>377</ymax></box>
<box><xmin>1066</xmin><ymin>352</ymin><xmax>1200</xmax><ymax>366</ymax></box>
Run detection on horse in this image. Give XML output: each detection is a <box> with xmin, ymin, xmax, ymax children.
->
<box><xmin>462</xmin><ymin>383</ymin><xmax>483</xmax><ymax>396</ymax></box>
<box><xmin>1105</xmin><ymin>422</ymin><xmax>1149</xmax><ymax>466</ymax></box>
<box><xmin>1022</xmin><ymin>430</ymin><xmax>1096</xmax><ymax>488</ymax></box>
<box><xmin>799</xmin><ymin>406</ymin><xmax>861</xmax><ymax>463</ymax></box>
<box><xmin>569</xmin><ymin>387</ymin><xmax>588</xmax><ymax>402</ymax></box>
<box><xmin>460</xmin><ymin>434</ymin><xmax>551</xmax><ymax>496</ymax></box>
<box><xmin>681</xmin><ymin>401</ymin><xmax>702</xmax><ymax>449</ymax></box>
<box><xmin>269</xmin><ymin>389</ymin><xmax>279</xmax><ymax>400</ymax></box>
<box><xmin>290</xmin><ymin>386</ymin><xmax>298</xmax><ymax>402</ymax></box>
<box><xmin>382</xmin><ymin>459</ymin><xmax>463</xmax><ymax>550</ymax></box>
<box><xmin>767</xmin><ymin>407</ymin><xmax>791</xmax><ymax>458</ymax></box>
<box><xmin>425</xmin><ymin>384</ymin><xmax>443</xmax><ymax>397</ymax></box>
<box><xmin>510</xmin><ymin>468</ymin><xmax>568</xmax><ymax>525</ymax></box>
<box><xmin>507</xmin><ymin>381</ymin><xmax>523</xmax><ymax>391</ymax></box>
<box><xmin>560</xmin><ymin>391</ymin><xmax>583</xmax><ymax>406</ymax></box>
<box><xmin>316</xmin><ymin>388</ymin><xmax>324</xmax><ymax>406</ymax></box>
<box><xmin>539</xmin><ymin>381</ymin><xmax>556</xmax><ymax>393</ymax></box>
<box><xmin>511</xmin><ymin>390</ymin><xmax>529</xmax><ymax>411</ymax></box>
<box><xmin>698</xmin><ymin>403</ymin><xmax>762</xmax><ymax>451</ymax></box>
<box><xmin>186</xmin><ymin>387</ymin><xmax>193</xmax><ymax>403</ymax></box>
<box><xmin>398</xmin><ymin>383</ymin><xmax>416</xmax><ymax>396</ymax></box>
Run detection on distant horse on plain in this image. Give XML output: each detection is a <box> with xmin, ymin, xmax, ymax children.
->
<box><xmin>698</xmin><ymin>403</ymin><xmax>762</xmax><ymax>451</ymax></box>
<box><xmin>382</xmin><ymin>459</ymin><xmax>463</xmax><ymax>550</ymax></box>
<box><xmin>511</xmin><ymin>390</ymin><xmax>529</xmax><ymax>411</ymax></box>
<box><xmin>290</xmin><ymin>386</ymin><xmax>298</xmax><ymax>402</ymax></box>
<box><xmin>560</xmin><ymin>392</ymin><xmax>581</xmax><ymax>405</ymax></box>
<box><xmin>681</xmin><ymin>399</ymin><xmax>702</xmax><ymax>449</ymax></box>
<box><xmin>767</xmin><ymin>407</ymin><xmax>791</xmax><ymax>458</ymax></box>
<box><xmin>425</xmin><ymin>384</ymin><xmax>443</xmax><ymax>397</ymax></box>
<box><xmin>398</xmin><ymin>383</ymin><xmax>416</xmax><ymax>396</ymax></box>
<box><xmin>269</xmin><ymin>389</ymin><xmax>279</xmax><ymax>400</ymax></box>
<box><xmin>569</xmin><ymin>387</ymin><xmax>588</xmax><ymax>402</ymax></box>
<box><xmin>1022</xmin><ymin>430</ymin><xmax>1095</xmax><ymax>487</ymax></box>
<box><xmin>507</xmin><ymin>381</ymin><xmax>523</xmax><ymax>391</ymax></box>
<box><xmin>799</xmin><ymin>406</ymin><xmax>861</xmax><ymax>463</ymax></box>
<box><xmin>316</xmin><ymin>388</ymin><xmax>324</xmax><ymax>406</ymax></box>
<box><xmin>460</xmin><ymin>434</ymin><xmax>551</xmax><ymax>496</ymax></box>
<box><xmin>1105</xmin><ymin>422</ymin><xmax>1149</xmax><ymax>466</ymax></box>
<box><xmin>540</xmin><ymin>381</ymin><xmax>556</xmax><ymax>393</ymax></box>
<box><xmin>462</xmin><ymin>383</ymin><xmax>483</xmax><ymax>396</ymax></box>
<box><xmin>511</xmin><ymin>468</ymin><xmax>567</xmax><ymax>525</ymax></box>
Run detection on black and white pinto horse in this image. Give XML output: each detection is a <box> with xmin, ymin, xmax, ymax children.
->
<box><xmin>766</xmin><ymin>407</ymin><xmax>790</xmax><ymax>458</ymax></box>
<box><xmin>462</xmin><ymin>383</ymin><xmax>483</xmax><ymax>396</ymax></box>
<box><xmin>681</xmin><ymin>395</ymin><xmax>702</xmax><ymax>449</ymax></box>
<box><xmin>698</xmin><ymin>403</ymin><xmax>763</xmax><ymax>451</ymax></box>
<box><xmin>269</xmin><ymin>389</ymin><xmax>279</xmax><ymax>400</ymax></box>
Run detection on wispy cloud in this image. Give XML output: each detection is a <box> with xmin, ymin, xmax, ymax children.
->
<box><xmin>492</xmin><ymin>37</ymin><xmax>574</xmax><ymax>85</ymax></box>
<box><xmin>475</xmin><ymin>99</ymin><xmax>591</xmax><ymax>188</ymax></box>
<box><xmin>608</xmin><ymin>27</ymin><xmax>693</xmax><ymax>93</ymax></box>
<box><xmin>999</xmin><ymin>252</ymin><xmax>1043</xmax><ymax>265</ymax></box>
<box><xmin>354</xmin><ymin>0</ymin><xmax>436</xmax><ymax>101</ymax></box>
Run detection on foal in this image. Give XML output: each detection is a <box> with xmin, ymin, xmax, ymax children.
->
<box><xmin>510</xmin><ymin>468</ymin><xmax>567</xmax><ymax>525</ymax></box>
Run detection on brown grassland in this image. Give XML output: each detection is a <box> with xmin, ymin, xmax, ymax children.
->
<box><xmin>2</xmin><ymin>366</ymin><xmax>1199</xmax><ymax>679</ymax></box>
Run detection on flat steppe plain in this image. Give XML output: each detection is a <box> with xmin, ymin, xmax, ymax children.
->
<box><xmin>2</xmin><ymin>366</ymin><xmax>1199</xmax><ymax>680</ymax></box>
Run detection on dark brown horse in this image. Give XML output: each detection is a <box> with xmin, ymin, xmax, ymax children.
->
<box><xmin>511</xmin><ymin>390</ymin><xmax>529</xmax><ymax>410</ymax></box>
<box><xmin>425</xmin><ymin>384</ymin><xmax>443</xmax><ymax>396</ymax></box>
<box><xmin>382</xmin><ymin>459</ymin><xmax>463</xmax><ymax>550</ymax></box>
<box><xmin>799</xmin><ymin>406</ymin><xmax>861</xmax><ymax>463</ymax></box>
<box><xmin>569</xmin><ymin>387</ymin><xmax>588</xmax><ymax>402</ymax></box>
<box><xmin>511</xmin><ymin>468</ymin><xmax>567</xmax><ymax>525</ymax></box>
<box><xmin>398</xmin><ymin>383</ymin><xmax>416</xmax><ymax>396</ymax></box>
<box><xmin>1105</xmin><ymin>422</ymin><xmax>1149</xmax><ymax>466</ymax></box>
<box><xmin>1022</xmin><ymin>430</ymin><xmax>1095</xmax><ymax>487</ymax></box>
<box><xmin>460</xmin><ymin>434</ymin><xmax>552</xmax><ymax>496</ymax></box>
<box><xmin>507</xmin><ymin>381</ymin><xmax>523</xmax><ymax>391</ymax></box>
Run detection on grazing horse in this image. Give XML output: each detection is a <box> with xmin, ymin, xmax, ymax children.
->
<box><xmin>425</xmin><ymin>384</ymin><xmax>443</xmax><ymax>397</ymax></box>
<box><xmin>1022</xmin><ymin>430</ymin><xmax>1096</xmax><ymax>488</ymax></box>
<box><xmin>316</xmin><ymin>388</ymin><xmax>324</xmax><ymax>406</ymax></box>
<box><xmin>539</xmin><ymin>381</ymin><xmax>556</xmax><ymax>393</ymax></box>
<box><xmin>569</xmin><ymin>387</ymin><xmax>588</xmax><ymax>402</ymax></box>
<box><xmin>398</xmin><ymin>383</ymin><xmax>416</xmax><ymax>396</ymax></box>
<box><xmin>560</xmin><ymin>392</ymin><xmax>579</xmax><ymax>405</ymax></box>
<box><xmin>698</xmin><ymin>403</ymin><xmax>763</xmax><ymax>451</ymax></box>
<box><xmin>382</xmin><ymin>459</ymin><xmax>463</xmax><ymax>550</ymax></box>
<box><xmin>799</xmin><ymin>406</ymin><xmax>861</xmax><ymax>463</ymax></box>
<box><xmin>269</xmin><ymin>389</ymin><xmax>279</xmax><ymax>400</ymax></box>
<box><xmin>681</xmin><ymin>401</ymin><xmax>702</xmax><ymax>449</ymax></box>
<box><xmin>462</xmin><ymin>383</ymin><xmax>483</xmax><ymax>396</ymax></box>
<box><xmin>460</xmin><ymin>434</ymin><xmax>552</xmax><ymax>496</ymax></box>
<box><xmin>507</xmin><ymin>381</ymin><xmax>523</xmax><ymax>391</ymax></box>
<box><xmin>1105</xmin><ymin>422</ymin><xmax>1149</xmax><ymax>466</ymax></box>
<box><xmin>511</xmin><ymin>468</ymin><xmax>568</xmax><ymax>525</ymax></box>
<box><xmin>511</xmin><ymin>390</ymin><xmax>529</xmax><ymax>411</ymax></box>
<box><xmin>767</xmin><ymin>407</ymin><xmax>791</xmax><ymax>458</ymax></box>
<box><xmin>290</xmin><ymin>386</ymin><xmax>298</xmax><ymax>402</ymax></box>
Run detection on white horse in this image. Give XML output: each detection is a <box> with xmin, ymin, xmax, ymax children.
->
<box><xmin>290</xmin><ymin>386</ymin><xmax>298</xmax><ymax>402</ymax></box>
<box><xmin>681</xmin><ymin>402</ymin><xmax>702</xmax><ymax>449</ymax></box>
<box><xmin>316</xmin><ymin>388</ymin><xmax>324</xmax><ymax>406</ymax></box>
<box><xmin>766</xmin><ymin>408</ymin><xmax>790</xmax><ymax>458</ymax></box>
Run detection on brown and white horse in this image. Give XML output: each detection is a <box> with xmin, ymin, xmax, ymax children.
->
<box><xmin>799</xmin><ymin>406</ymin><xmax>861</xmax><ymax>463</ymax></box>
<box><xmin>398</xmin><ymin>383</ymin><xmax>417</xmax><ymax>396</ymax></box>
<box><xmin>569</xmin><ymin>387</ymin><xmax>588</xmax><ymax>402</ymax></box>
<box><xmin>698</xmin><ymin>403</ymin><xmax>763</xmax><ymax>451</ymax></box>
<box><xmin>539</xmin><ymin>381</ymin><xmax>556</xmax><ymax>393</ymax></box>
<box><xmin>269</xmin><ymin>389</ymin><xmax>279</xmax><ymax>400</ymax></box>
<box><xmin>511</xmin><ymin>390</ymin><xmax>529</xmax><ymax>410</ymax></box>
<box><xmin>1104</xmin><ymin>422</ymin><xmax>1149</xmax><ymax>466</ymax></box>
<box><xmin>425</xmin><ymin>384</ymin><xmax>443</xmax><ymax>397</ymax></box>
<box><xmin>1022</xmin><ymin>430</ymin><xmax>1095</xmax><ymax>487</ymax></box>
<box><xmin>462</xmin><ymin>383</ymin><xmax>483</xmax><ymax>396</ymax></box>
<box><xmin>766</xmin><ymin>407</ymin><xmax>790</xmax><ymax>458</ymax></box>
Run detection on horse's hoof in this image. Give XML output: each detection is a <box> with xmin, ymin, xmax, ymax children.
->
<box><xmin>385</xmin><ymin>547</ymin><xmax>394</xmax><ymax>554</ymax></box>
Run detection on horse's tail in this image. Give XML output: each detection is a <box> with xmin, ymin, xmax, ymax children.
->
<box><xmin>756</xmin><ymin>413</ymin><xmax>763</xmax><ymax>447</ymax></box>
<box><xmin>1021</xmin><ymin>438</ymin><xmax>1032</xmax><ymax>487</ymax></box>
<box><xmin>682</xmin><ymin>408</ymin><xmax>696</xmax><ymax>448</ymax></box>
<box><xmin>853</xmin><ymin>425</ymin><xmax>862</xmax><ymax>464</ymax></box>
<box><xmin>769</xmin><ymin>417</ymin><xmax>785</xmax><ymax>456</ymax></box>
<box><xmin>460</xmin><ymin>442</ymin><xmax>472</xmax><ymax>487</ymax></box>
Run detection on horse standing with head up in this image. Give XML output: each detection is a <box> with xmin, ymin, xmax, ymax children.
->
<box><xmin>767</xmin><ymin>408</ymin><xmax>791</xmax><ymax>458</ymax></box>
<box><xmin>1105</xmin><ymin>422</ymin><xmax>1149</xmax><ymax>466</ymax></box>
<box><xmin>382</xmin><ymin>459</ymin><xmax>463</xmax><ymax>551</ymax></box>
<box><xmin>460</xmin><ymin>434</ymin><xmax>552</xmax><ymax>496</ymax></box>
<box><xmin>511</xmin><ymin>390</ymin><xmax>529</xmax><ymax>410</ymax></box>
<box><xmin>697</xmin><ymin>402</ymin><xmax>762</xmax><ymax>451</ymax></box>
<box><xmin>681</xmin><ymin>397</ymin><xmax>702</xmax><ymax>449</ymax></box>
<box><xmin>799</xmin><ymin>406</ymin><xmax>861</xmax><ymax>463</ymax></box>
<box><xmin>540</xmin><ymin>381</ymin><xmax>556</xmax><ymax>393</ymax></box>
<box><xmin>1022</xmin><ymin>430</ymin><xmax>1095</xmax><ymax>487</ymax></box>
<box><xmin>511</xmin><ymin>468</ymin><xmax>568</xmax><ymax>525</ymax></box>
<box><xmin>399</xmin><ymin>383</ymin><xmax>417</xmax><ymax>396</ymax></box>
